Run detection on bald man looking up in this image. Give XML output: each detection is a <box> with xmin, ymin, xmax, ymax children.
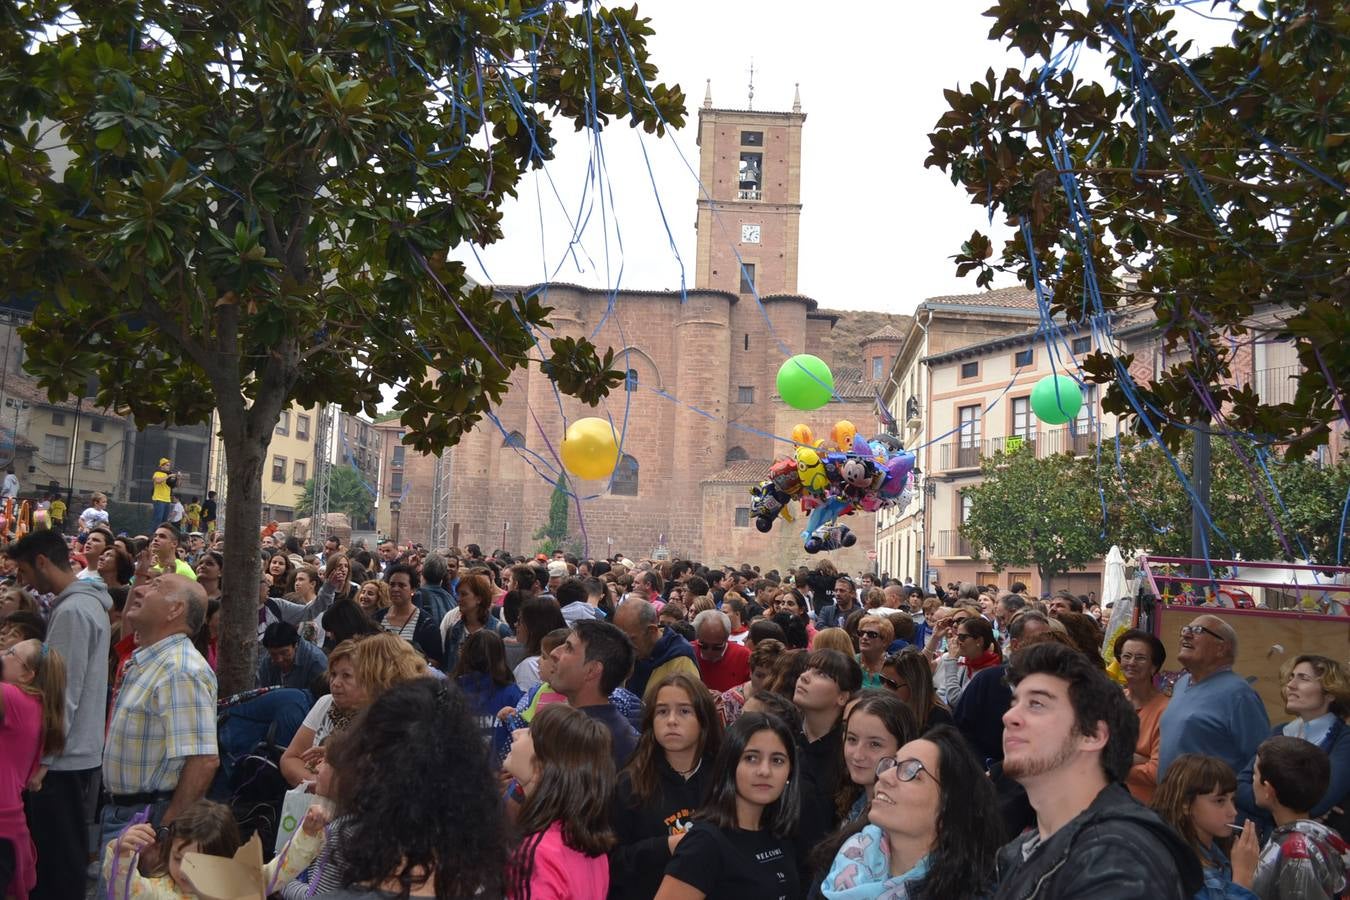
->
<box><xmin>99</xmin><ymin>574</ymin><xmax>219</xmax><ymax>858</ymax></box>
<box><xmin>1156</xmin><ymin>613</ymin><xmax>1268</xmax><ymax>781</ymax></box>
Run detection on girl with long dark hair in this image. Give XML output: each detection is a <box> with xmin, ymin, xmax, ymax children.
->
<box><xmin>885</xmin><ymin>649</ymin><xmax>953</xmax><ymax>732</ymax></box>
<box><xmin>818</xmin><ymin>725</ymin><xmax>1003</xmax><ymax>899</ymax></box>
<box><xmin>655</xmin><ymin>712</ymin><xmax>801</xmax><ymax>899</ymax></box>
<box><xmin>267</xmin><ymin>550</ymin><xmax>295</xmax><ymax>598</ymax></box>
<box><xmin>835</xmin><ymin>692</ymin><xmax>917</xmax><ymax>823</ymax></box>
<box><xmin>194</xmin><ymin>549</ymin><xmax>224</xmax><ymax>603</ymax></box>
<box><xmin>610</xmin><ymin>674</ymin><xmax>724</xmax><ymax>900</ymax></box>
<box><xmin>511</xmin><ymin>595</ymin><xmax>567</xmax><ymax>692</ymax></box>
<box><xmin>504</xmin><ymin>703</ymin><xmax>615</xmax><ymax>900</ymax></box>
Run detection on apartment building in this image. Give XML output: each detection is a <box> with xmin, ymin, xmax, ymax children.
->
<box><xmin>875</xmin><ymin>287</ymin><xmax>1038</xmax><ymax>585</ymax></box>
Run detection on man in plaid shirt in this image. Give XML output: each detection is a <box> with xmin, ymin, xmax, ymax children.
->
<box><xmin>98</xmin><ymin>572</ymin><xmax>218</xmax><ymax>860</ymax></box>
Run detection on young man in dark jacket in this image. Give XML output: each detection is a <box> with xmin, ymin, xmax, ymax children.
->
<box><xmin>994</xmin><ymin>642</ymin><xmax>1202</xmax><ymax>899</ymax></box>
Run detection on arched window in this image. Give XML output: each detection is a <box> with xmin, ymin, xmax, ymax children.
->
<box><xmin>611</xmin><ymin>454</ymin><xmax>638</xmax><ymax>496</ymax></box>
<box><xmin>725</xmin><ymin>446</ymin><xmax>749</xmax><ymax>462</ymax></box>
<box><xmin>503</xmin><ymin>431</ymin><xmax>526</xmax><ymax>448</ymax></box>
<box><xmin>625</xmin><ymin>369</ymin><xmax>639</xmax><ymax>392</ymax></box>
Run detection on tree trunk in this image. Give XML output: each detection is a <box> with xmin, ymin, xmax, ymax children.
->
<box><xmin>1039</xmin><ymin>566</ymin><xmax>1052</xmax><ymax>595</ymax></box>
<box><xmin>215</xmin><ymin>431</ymin><xmax>266</xmax><ymax>698</ymax></box>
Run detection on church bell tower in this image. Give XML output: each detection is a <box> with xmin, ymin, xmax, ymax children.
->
<box><xmin>694</xmin><ymin>81</ymin><xmax>805</xmax><ymax>297</ymax></box>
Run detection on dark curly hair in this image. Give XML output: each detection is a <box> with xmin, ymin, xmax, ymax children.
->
<box><xmin>329</xmin><ymin>678</ymin><xmax>507</xmax><ymax>898</ymax></box>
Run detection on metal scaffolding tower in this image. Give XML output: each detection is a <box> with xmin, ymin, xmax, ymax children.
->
<box><xmin>429</xmin><ymin>449</ymin><xmax>452</xmax><ymax>550</ymax></box>
<box><xmin>311</xmin><ymin>404</ymin><xmax>332</xmax><ymax>542</ymax></box>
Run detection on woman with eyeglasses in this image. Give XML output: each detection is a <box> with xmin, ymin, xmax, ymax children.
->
<box><xmin>1114</xmin><ymin>629</ymin><xmax>1169</xmax><ymax>804</ymax></box>
<box><xmin>817</xmin><ymin>725</ymin><xmax>1003</xmax><ymax>900</ymax></box>
<box><xmin>882</xmin><ymin>649</ymin><xmax>953</xmax><ymax>733</ymax></box>
<box><xmin>932</xmin><ymin>616</ymin><xmax>999</xmax><ymax>708</ymax></box>
<box><xmin>654</xmin><ymin>712</ymin><xmax>801</xmax><ymax>900</ymax></box>
<box><xmin>854</xmin><ymin>615</ymin><xmax>895</xmax><ymax>690</ymax></box>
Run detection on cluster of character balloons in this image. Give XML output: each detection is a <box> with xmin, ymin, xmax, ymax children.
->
<box><xmin>751</xmin><ymin>420</ymin><xmax>916</xmax><ymax>554</ymax></box>
<box><xmin>551</xmin><ymin>358</ymin><xmax>1078</xmax><ymax>556</ymax></box>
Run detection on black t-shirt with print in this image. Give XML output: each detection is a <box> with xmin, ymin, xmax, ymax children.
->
<box><xmin>664</xmin><ymin>821</ymin><xmax>799</xmax><ymax>900</ymax></box>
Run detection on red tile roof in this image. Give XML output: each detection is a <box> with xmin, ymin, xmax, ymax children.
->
<box><xmin>702</xmin><ymin>459</ymin><xmax>774</xmax><ymax>484</ymax></box>
<box><xmin>922</xmin><ymin>285</ymin><xmax>1039</xmax><ymax>309</ymax></box>
<box><xmin>862</xmin><ymin>324</ymin><xmax>907</xmax><ymax>343</ymax></box>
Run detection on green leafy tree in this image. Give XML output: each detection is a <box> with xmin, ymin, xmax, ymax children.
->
<box><xmin>0</xmin><ymin>2</ymin><xmax>684</xmax><ymax>693</ymax></box>
<box><xmin>927</xmin><ymin>1</ymin><xmax>1348</xmax><ymax>458</ymax></box>
<box><xmin>297</xmin><ymin>465</ymin><xmax>374</xmax><ymax>529</ymax></box>
<box><xmin>1103</xmin><ymin>436</ymin><xmax>1350</xmax><ymax>563</ymax></box>
<box><xmin>1269</xmin><ymin>452</ymin><xmax>1350</xmax><ymax>563</ymax></box>
<box><xmin>960</xmin><ymin>445</ymin><xmax>1108</xmax><ymax>590</ymax></box>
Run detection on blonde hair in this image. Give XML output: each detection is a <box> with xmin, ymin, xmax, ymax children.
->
<box><xmin>1282</xmin><ymin>655</ymin><xmax>1350</xmax><ymax>717</ymax></box>
<box><xmin>688</xmin><ymin>595</ymin><xmax>715</xmax><ymax>616</ymax></box>
<box><xmin>358</xmin><ymin>579</ymin><xmax>390</xmax><ymax>609</ymax></box>
<box><xmin>864</xmin><ymin>587</ymin><xmax>886</xmax><ymax>609</ymax></box>
<box><xmin>352</xmin><ymin>632</ymin><xmax>428</xmax><ymax>697</ymax></box>
<box><xmin>91</xmin><ymin>492</ymin><xmax>107</xmax><ymax>504</ymax></box>
<box><xmin>328</xmin><ymin>639</ymin><xmax>360</xmax><ymax>672</ymax></box>
<box><xmin>0</xmin><ymin>585</ymin><xmax>38</xmax><ymax>615</ymax></box>
<box><xmin>812</xmin><ymin>627</ymin><xmax>854</xmax><ymax>656</ymax></box>
<box><xmin>10</xmin><ymin>639</ymin><xmax>67</xmax><ymax>757</ymax></box>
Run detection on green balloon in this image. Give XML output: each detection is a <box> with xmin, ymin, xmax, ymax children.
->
<box><xmin>1031</xmin><ymin>374</ymin><xmax>1083</xmax><ymax>425</ymax></box>
<box><xmin>777</xmin><ymin>354</ymin><xmax>835</xmax><ymax>410</ymax></box>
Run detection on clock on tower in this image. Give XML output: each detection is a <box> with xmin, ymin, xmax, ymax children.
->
<box><xmin>741</xmin><ymin>223</ymin><xmax>761</xmax><ymax>244</ymax></box>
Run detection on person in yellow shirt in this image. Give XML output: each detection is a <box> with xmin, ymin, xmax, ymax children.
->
<box><xmin>48</xmin><ymin>493</ymin><xmax>66</xmax><ymax>533</ymax></box>
<box><xmin>147</xmin><ymin>523</ymin><xmax>198</xmax><ymax>580</ymax></box>
<box><xmin>183</xmin><ymin>496</ymin><xmax>202</xmax><ymax>532</ymax></box>
<box><xmin>151</xmin><ymin>457</ymin><xmax>176</xmax><ymax>526</ymax></box>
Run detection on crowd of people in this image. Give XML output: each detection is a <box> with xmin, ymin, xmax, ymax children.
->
<box><xmin>1</xmin><ymin>520</ymin><xmax>1348</xmax><ymax>900</ymax></box>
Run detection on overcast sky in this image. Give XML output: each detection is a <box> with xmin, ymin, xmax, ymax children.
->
<box><xmin>449</xmin><ymin>1</ymin><xmax>1031</xmax><ymax>314</ymax></box>
<box><xmin>448</xmin><ymin>1</ymin><xmax>1239</xmax><ymax>316</ymax></box>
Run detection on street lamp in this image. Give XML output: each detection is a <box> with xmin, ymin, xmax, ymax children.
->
<box><xmin>389</xmin><ymin>498</ymin><xmax>402</xmax><ymax>546</ymax></box>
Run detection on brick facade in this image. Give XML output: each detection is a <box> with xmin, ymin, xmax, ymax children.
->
<box><xmin>383</xmin><ymin>97</ymin><xmax>908</xmax><ymax>572</ymax></box>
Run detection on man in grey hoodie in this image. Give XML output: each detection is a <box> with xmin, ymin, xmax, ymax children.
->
<box><xmin>11</xmin><ymin>528</ymin><xmax>112</xmax><ymax>899</ymax></box>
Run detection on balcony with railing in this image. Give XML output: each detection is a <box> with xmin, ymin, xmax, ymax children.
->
<box><xmin>1242</xmin><ymin>364</ymin><xmax>1300</xmax><ymax>406</ymax></box>
<box><xmin>936</xmin><ymin>530</ymin><xmax>973</xmax><ymax>558</ymax></box>
<box><xmin>937</xmin><ymin>426</ymin><xmax>1097</xmax><ymax>472</ymax></box>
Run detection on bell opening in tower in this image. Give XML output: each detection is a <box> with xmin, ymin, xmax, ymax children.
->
<box><xmin>738</xmin><ymin>152</ymin><xmax>762</xmax><ymax>200</ymax></box>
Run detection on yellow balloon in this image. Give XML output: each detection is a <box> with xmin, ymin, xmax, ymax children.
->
<box><xmin>560</xmin><ymin>417</ymin><xmax>620</xmax><ymax>481</ymax></box>
<box><xmin>831</xmin><ymin>420</ymin><xmax>856</xmax><ymax>450</ymax></box>
<box><xmin>791</xmin><ymin>423</ymin><xmax>815</xmax><ymax>446</ymax></box>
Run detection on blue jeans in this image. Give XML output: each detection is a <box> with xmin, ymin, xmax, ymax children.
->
<box><xmin>151</xmin><ymin>500</ymin><xmax>170</xmax><ymax>528</ymax></box>
<box><xmin>95</xmin><ymin>799</ymin><xmax>170</xmax><ymax>897</ymax></box>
